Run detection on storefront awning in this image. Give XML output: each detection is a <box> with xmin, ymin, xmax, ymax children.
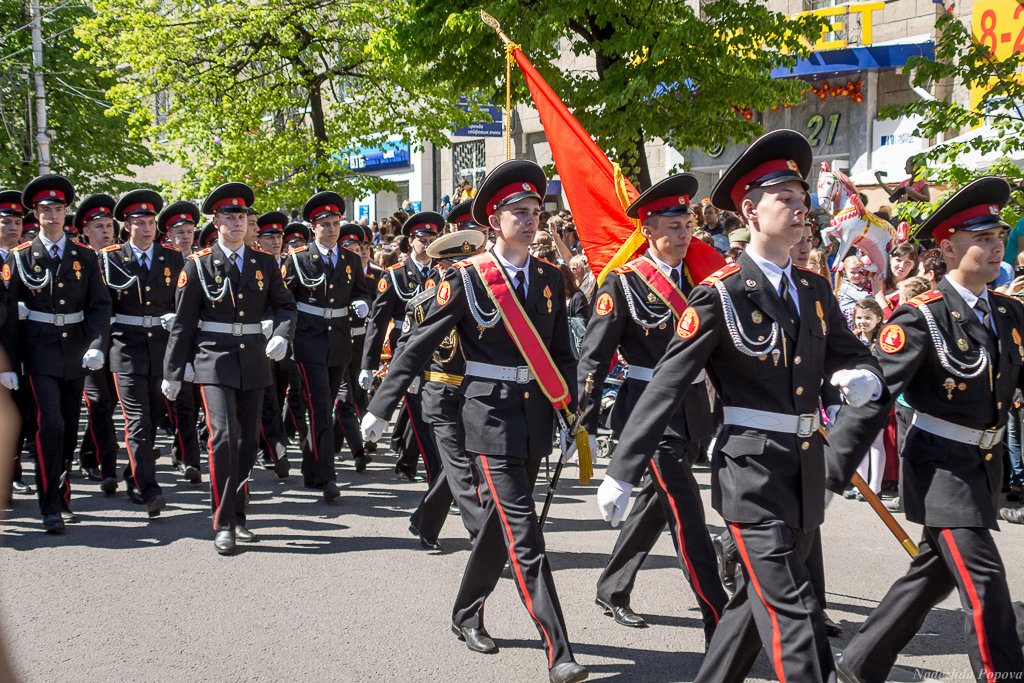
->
<box><xmin>772</xmin><ymin>40</ymin><xmax>934</xmax><ymax>79</ymax></box>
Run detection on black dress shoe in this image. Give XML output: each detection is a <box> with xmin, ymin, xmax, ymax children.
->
<box><xmin>451</xmin><ymin>624</ymin><xmax>498</xmax><ymax>654</ymax></box>
<box><xmin>214</xmin><ymin>530</ymin><xmax>236</xmax><ymax>555</ymax></box>
<box><xmin>549</xmin><ymin>661</ymin><xmax>588</xmax><ymax>683</ymax></box>
<box><xmin>79</xmin><ymin>466</ymin><xmax>102</xmax><ymax>481</ymax></box>
<box><xmin>11</xmin><ymin>480</ymin><xmax>32</xmax><ymax>495</ymax></box>
<box><xmin>835</xmin><ymin>654</ymin><xmax>865</xmax><ymax>683</ymax></box>
<box><xmin>823</xmin><ymin>611</ymin><xmax>843</xmax><ymax>637</ymax></box>
<box><xmin>1000</xmin><ymin>506</ymin><xmax>1024</xmax><ymax>524</ymax></box>
<box><xmin>712</xmin><ymin>533</ymin><xmax>738</xmax><ymax>593</ymax></box>
<box><xmin>274</xmin><ymin>456</ymin><xmax>290</xmax><ymax>480</ymax></box>
<box><xmin>100</xmin><ymin>477</ymin><xmax>118</xmax><ymax>495</ymax></box>
<box><xmin>409</xmin><ymin>523</ymin><xmax>441</xmax><ymax>550</ymax></box>
<box><xmin>145</xmin><ymin>495</ymin><xmax>166</xmax><ymax>518</ymax></box>
<box><xmin>42</xmin><ymin>514</ymin><xmax>65</xmax><ymax>534</ymax></box>
<box><xmin>126</xmin><ymin>481</ymin><xmax>145</xmax><ymax>505</ymax></box>
<box><xmin>500</xmin><ymin>561</ymin><xmax>513</xmax><ymax>579</ymax></box>
<box><xmin>322</xmin><ymin>480</ymin><xmax>340</xmax><ymax>501</ymax></box>
<box><xmin>594</xmin><ymin>598</ymin><xmax>647</xmax><ymax>628</ymax></box>
<box><xmin>304</xmin><ymin>478</ymin><xmax>323</xmax><ymax>490</ymax></box>
<box><xmin>395</xmin><ymin>465</ymin><xmax>424</xmax><ymax>483</ymax></box>
<box><xmin>449</xmin><ymin>502</ymin><xmax>460</xmax><ymax>516</ymax></box>
<box><xmin>353</xmin><ymin>452</ymin><xmax>371</xmax><ymax>473</ymax></box>
<box><xmin>364</xmin><ymin>441</ymin><xmax>377</xmax><ymax>454</ymax></box>
<box><xmin>183</xmin><ymin>465</ymin><xmax>201</xmax><ymax>484</ymax></box>
<box><xmin>260</xmin><ymin>454</ymin><xmax>276</xmax><ymax>471</ymax></box>
<box><xmin>61</xmin><ymin>510</ymin><xmax>79</xmax><ymax>524</ymax></box>
<box><xmin>234</xmin><ymin>525</ymin><xmax>258</xmax><ymax>543</ymax></box>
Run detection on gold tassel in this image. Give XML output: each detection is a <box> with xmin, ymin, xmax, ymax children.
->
<box><xmin>575</xmin><ymin>429</ymin><xmax>593</xmax><ymax>484</ymax></box>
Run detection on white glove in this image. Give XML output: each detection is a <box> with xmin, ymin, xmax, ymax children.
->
<box><xmin>829</xmin><ymin>369</ymin><xmax>882</xmax><ymax>408</ymax></box>
<box><xmin>360</xmin><ymin>411</ymin><xmax>388</xmax><ymax>442</ymax></box>
<box><xmin>358</xmin><ymin>369</ymin><xmax>374</xmax><ymax>390</ymax></box>
<box><xmin>0</xmin><ymin>372</ymin><xmax>18</xmax><ymax>390</ymax></box>
<box><xmin>265</xmin><ymin>335</ymin><xmax>288</xmax><ymax>362</ymax></box>
<box><xmin>261</xmin><ymin>319</ymin><xmax>273</xmax><ymax>339</ymax></box>
<box><xmin>160</xmin><ymin>312</ymin><xmax>176</xmax><ymax>330</ymax></box>
<box><xmin>183</xmin><ymin>363</ymin><xmax>195</xmax><ymax>383</ymax></box>
<box><xmin>352</xmin><ymin>299</ymin><xmax>369</xmax><ymax>319</ymax></box>
<box><xmin>161</xmin><ymin>379</ymin><xmax>181</xmax><ymax>401</ymax></box>
<box><xmin>597</xmin><ymin>474</ymin><xmax>633</xmax><ymax>527</ymax></box>
<box><xmin>825</xmin><ymin>404</ymin><xmax>840</xmax><ymax>425</ymax></box>
<box><xmin>17</xmin><ymin>302</ymin><xmax>28</xmax><ymax>320</ymax></box>
<box><xmin>82</xmin><ymin>349</ymin><xmax>105</xmax><ymax>371</ymax></box>
<box><xmin>408</xmin><ymin>376</ymin><xmax>421</xmax><ymax>394</ymax></box>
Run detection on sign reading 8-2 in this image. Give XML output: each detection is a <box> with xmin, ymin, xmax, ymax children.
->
<box><xmin>806</xmin><ymin>113</ymin><xmax>841</xmax><ymax>147</ymax></box>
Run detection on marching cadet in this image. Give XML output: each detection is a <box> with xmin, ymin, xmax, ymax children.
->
<box><xmin>361</xmin><ymin>160</ymin><xmax>588</xmax><ymax>683</ymax></box>
<box><xmin>74</xmin><ymin>194</ymin><xmax>121</xmax><ymax>493</ymax></box>
<box><xmin>5</xmin><ymin>174</ymin><xmax>111</xmax><ymax>533</ymax></box>
<box><xmin>253</xmin><ymin>210</ymin><xmax>291</xmax><ymax>479</ymax></box>
<box><xmin>101</xmin><ymin>189</ymin><xmax>184</xmax><ymax>517</ymax></box>
<box><xmin>831</xmin><ymin>177</ymin><xmax>1024</xmax><ymax>682</ymax></box>
<box><xmin>283</xmin><ymin>193</ymin><xmax>370</xmax><ymax>499</ymax></box>
<box><xmin>158</xmin><ymin>201</ymin><xmax>203</xmax><ymax>484</ymax></box>
<box><xmin>282</xmin><ymin>222</ymin><xmax>310</xmax><ymax>440</ymax></box>
<box><xmin>597</xmin><ymin>131</ymin><xmax>888</xmax><ymax>682</ymax></box>
<box><xmin>403</xmin><ymin>210</ymin><xmax>489</xmax><ymax>549</ymax></box>
<box><xmin>577</xmin><ymin>175</ymin><xmax>727</xmax><ymax>642</ymax></box>
<box><xmin>162</xmin><ymin>182</ymin><xmax>296</xmax><ymax>555</ymax></box>
<box><xmin>283</xmin><ymin>222</ymin><xmax>308</xmax><ymax>252</ymax></box>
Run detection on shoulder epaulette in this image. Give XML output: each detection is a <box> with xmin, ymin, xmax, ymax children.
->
<box><xmin>161</xmin><ymin>244</ymin><xmax>181</xmax><ymax>253</ymax></box>
<box><xmin>534</xmin><ymin>257</ymin><xmax>556</xmax><ymax>268</ymax></box>
<box><xmin>906</xmin><ymin>289</ymin><xmax>942</xmax><ymax>308</ymax></box>
<box><xmin>190</xmin><ymin>247</ymin><xmax>212</xmax><ymax>260</ymax></box>
<box><xmin>12</xmin><ymin>242</ymin><xmax>30</xmax><ymax>252</ymax></box>
<box><xmin>387</xmin><ymin>262</ymin><xmax>404</xmax><ymax>270</ymax></box>
<box><xmin>699</xmin><ymin>263</ymin><xmax>740</xmax><ymax>286</ymax></box>
<box><xmin>290</xmin><ymin>245</ymin><xmax>308</xmax><ymax>253</ymax></box>
<box><xmin>250</xmin><ymin>246</ymin><xmax>267</xmax><ymax>255</ymax></box>
<box><xmin>72</xmin><ymin>240</ymin><xmax>89</xmax><ymax>249</ymax></box>
<box><xmin>368</xmin><ymin>263</ymin><xmax>384</xmax><ymax>272</ymax></box>
<box><xmin>612</xmin><ymin>264</ymin><xmax>634</xmax><ymax>275</ymax></box>
<box><xmin>991</xmin><ymin>290</ymin><xmax>1018</xmax><ymax>302</ymax></box>
<box><xmin>100</xmin><ymin>244</ymin><xmax>120</xmax><ymax>253</ymax></box>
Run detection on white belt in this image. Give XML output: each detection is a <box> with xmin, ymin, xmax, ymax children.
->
<box><xmin>113</xmin><ymin>314</ymin><xmax>164</xmax><ymax>328</ymax></box>
<box><xmin>297</xmin><ymin>302</ymin><xmax>349</xmax><ymax>319</ymax></box>
<box><xmin>393</xmin><ymin>319</ymin><xmax>405</xmax><ymax>331</ymax></box>
<box><xmin>198</xmin><ymin>321</ymin><xmax>264</xmax><ymax>336</ymax></box>
<box><xmin>26</xmin><ymin>310</ymin><xmax>84</xmax><ymax>326</ymax></box>
<box><xmin>464</xmin><ymin>360</ymin><xmax>534</xmax><ymax>384</ymax></box>
<box><xmin>351</xmin><ymin>326</ymin><xmax>366</xmax><ymax>336</ymax></box>
<box><xmin>628</xmin><ymin>365</ymin><xmax>706</xmax><ymax>384</ymax></box>
<box><xmin>911</xmin><ymin>412</ymin><xmax>1004</xmax><ymax>450</ymax></box>
<box><xmin>723</xmin><ymin>406</ymin><xmax>822</xmax><ymax>438</ymax></box>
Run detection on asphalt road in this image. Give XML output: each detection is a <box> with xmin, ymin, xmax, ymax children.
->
<box><xmin>2</xmin><ymin>436</ymin><xmax>1023</xmax><ymax>682</ymax></box>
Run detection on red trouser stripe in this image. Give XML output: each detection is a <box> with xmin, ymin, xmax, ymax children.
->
<box><xmin>164</xmin><ymin>398</ymin><xmax>187</xmax><ymax>462</ymax></box>
<box><xmin>297</xmin><ymin>362</ymin><xmax>319</xmax><ymax>463</ymax></box>
<box><xmin>199</xmin><ymin>386</ymin><xmax>220</xmax><ymax>530</ymax></box>
<box><xmin>479</xmin><ymin>454</ymin><xmax>554</xmax><ymax>668</ymax></box>
<box><xmin>27</xmin><ymin>376</ymin><xmax>46</xmax><ymax>496</ymax></box>
<box><xmin>650</xmin><ymin>460</ymin><xmax>719</xmax><ymax>624</ymax></box>
<box><xmin>941</xmin><ymin>529</ymin><xmax>996</xmax><ymax>682</ymax></box>
<box><xmin>82</xmin><ymin>391</ymin><xmax>101</xmax><ymax>457</ymax></box>
<box><xmin>111</xmin><ymin>373</ymin><xmax>142</xmax><ymax>492</ymax></box>
<box><xmin>731</xmin><ymin>523</ymin><xmax>787</xmax><ymax>683</ymax></box>
<box><xmin>405</xmin><ymin>399</ymin><xmax>431</xmax><ymax>481</ymax></box>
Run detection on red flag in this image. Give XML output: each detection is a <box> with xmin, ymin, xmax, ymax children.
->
<box><xmin>512</xmin><ymin>48</ymin><xmax>724</xmax><ymax>284</ymax></box>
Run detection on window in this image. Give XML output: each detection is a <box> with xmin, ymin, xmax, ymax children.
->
<box><xmin>452</xmin><ymin>140</ymin><xmax>486</xmax><ymax>195</ymax></box>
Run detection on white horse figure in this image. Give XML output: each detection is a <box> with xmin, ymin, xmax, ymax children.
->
<box><xmin>816</xmin><ymin>161</ymin><xmax>899</xmax><ymax>273</ymax></box>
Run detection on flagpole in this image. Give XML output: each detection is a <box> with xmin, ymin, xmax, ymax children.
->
<box><xmin>481</xmin><ymin>10</ymin><xmax>518</xmax><ymax>160</ymax></box>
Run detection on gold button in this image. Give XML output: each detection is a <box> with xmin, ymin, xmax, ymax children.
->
<box><xmin>238</xmin><ymin>293</ymin><xmax>244</xmax><ymax>299</ymax></box>
<box><xmin>327</xmin><ymin>325</ymin><xmax>332</xmax><ymax>331</ymax></box>
<box><xmin>330</xmin><ymin>298</ymin><xmax>335</xmax><ymax>303</ymax></box>
<box><xmin>801</xmin><ymin>442</ymin><xmax>809</xmax><ymax>451</ymax></box>
<box><xmin>524</xmin><ymin>391</ymin><xmax>530</xmax><ymax>399</ymax></box>
<box><xmin>985</xmin><ymin>453</ymin><xmax>993</xmax><ymax>461</ymax></box>
<box><xmin>238</xmin><ymin>311</ymin><xmax>245</xmax><ymax>317</ymax></box>
<box><xmin>61</xmin><ymin>332</ymin><xmax>67</xmax><ymax>338</ymax></box>
<box><xmin>329</xmin><ymin>284</ymin><xmax>335</xmax><ymax>289</ymax></box>
<box><xmin>795</xmin><ymin>387</ymin><xmax>804</xmax><ymax>396</ymax></box>
<box><xmin>997</xmin><ymin>402</ymin><xmax>1002</xmax><ymax>410</ymax></box>
<box><xmin>57</xmin><ymin>282</ymin><xmax>63</xmax><ymax>288</ymax></box>
<box><xmin>147</xmin><ymin>332</ymin><xmax>153</xmax><ymax>338</ymax></box>
<box><xmin>146</xmin><ymin>301</ymin><xmax>151</xmax><ymax>306</ymax></box>
<box><xmin>996</xmin><ymin>373</ymin><xmax>1001</xmax><ymax>379</ymax></box>
<box><xmin>240</xmin><ymin>343</ymin><xmax>245</xmax><ymax>349</ymax></box>
<box><xmin>145</xmin><ymin>285</ymin><xmax>151</xmax><ymax>291</ymax></box>
<box><xmin>58</xmin><ymin>299</ymin><xmax>65</xmax><ymax>305</ymax></box>
<box><xmin>794</xmin><ymin>356</ymin><xmax>802</xmax><ymax>365</ymax></box>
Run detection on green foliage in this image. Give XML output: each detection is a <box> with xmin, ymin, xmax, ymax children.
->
<box><xmin>0</xmin><ymin>0</ymin><xmax>153</xmax><ymax>194</ymax></box>
<box><xmin>76</xmin><ymin>0</ymin><xmax>478</xmax><ymax>209</ymax></box>
<box><xmin>387</xmin><ymin>0</ymin><xmax>825</xmax><ymax>188</ymax></box>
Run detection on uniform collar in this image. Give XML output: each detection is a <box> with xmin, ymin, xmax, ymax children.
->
<box><xmin>492</xmin><ymin>247</ymin><xmax>531</xmax><ymax>290</ymax></box>
<box><xmin>314</xmin><ymin>241</ymin><xmax>337</xmax><ymax>259</ymax></box>
<box><xmin>217</xmin><ymin>241</ymin><xmax>245</xmax><ymax>262</ymax></box>
<box><xmin>944</xmin><ymin>274</ymin><xmax>990</xmax><ymax>310</ymax></box>
<box><xmin>128</xmin><ymin>241</ymin><xmax>154</xmax><ymax>262</ymax></box>
<box><xmin>39</xmin><ymin>232</ymin><xmax>66</xmax><ymax>256</ymax></box>
<box><xmin>744</xmin><ymin>247</ymin><xmax>794</xmax><ymax>294</ymax></box>
<box><xmin>646</xmin><ymin>252</ymin><xmax>682</xmax><ymax>282</ymax></box>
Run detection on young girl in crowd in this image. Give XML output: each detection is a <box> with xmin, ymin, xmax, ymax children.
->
<box><xmin>846</xmin><ymin>298</ymin><xmax>887</xmax><ymax>500</ymax></box>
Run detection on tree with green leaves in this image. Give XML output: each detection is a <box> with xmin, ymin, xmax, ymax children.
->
<box><xmin>879</xmin><ymin>10</ymin><xmax>1024</xmax><ymax>228</ymax></box>
<box><xmin>0</xmin><ymin>0</ymin><xmax>152</xmax><ymax>193</ymax></box>
<box><xmin>387</xmin><ymin>0</ymin><xmax>825</xmax><ymax>189</ymax></box>
<box><xmin>75</xmin><ymin>0</ymin><xmax>481</xmax><ymax>209</ymax></box>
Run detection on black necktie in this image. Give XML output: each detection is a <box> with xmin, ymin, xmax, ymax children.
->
<box><xmin>324</xmin><ymin>249</ymin><xmax>334</xmax><ymax>274</ymax></box>
<box><xmin>975</xmin><ymin>298</ymin><xmax>998</xmax><ymax>350</ymax></box>
<box><xmin>514</xmin><ymin>270</ymin><xmax>527</xmax><ymax>303</ymax></box>
<box><xmin>50</xmin><ymin>244</ymin><xmax>61</xmax><ymax>269</ymax></box>
<box><xmin>670</xmin><ymin>267</ymin><xmax>681</xmax><ymax>289</ymax></box>
<box><xmin>139</xmin><ymin>252</ymin><xmax>149</xmax><ymax>276</ymax></box>
<box><xmin>779</xmin><ymin>273</ymin><xmax>798</xmax><ymax>325</ymax></box>
<box><xmin>228</xmin><ymin>252</ymin><xmax>241</xmax><ymax>284</ymax></box>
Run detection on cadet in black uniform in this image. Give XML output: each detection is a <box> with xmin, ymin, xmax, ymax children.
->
<box><xmin>578</xmin><ymin>175</ymin><xmax>727</xmax><ymax>641</ymax></box>
<box><xmin>0</xmin><ymin>191</ymin><xmax>30</xmax><ymax>497</ymax></box>
<box><xmin>599</xmin><ymin>131</ymin><xmax>888</xmax><ymax>682</ymax></box>
<box><xmin>162</xmin><ymin>182</ymin><xmax>296</xmax><ymax>554</ymax></box>
<box><xmin>361</xmin><ymin>160</ymin><xmax>587</xmax><ymax>683</ymax></box>
<box><xmin>102</xmin><ymin>189</ymin><xmax>184</xmax><ymax>517</ymax></box>
<box><xmin>5</xmin><ymin>174</ymin><xmax>111</xmax><ymax>533</ymax></box>
<box><xmin>832</xmin><ymin>177</ymin><xmax>1024</xmax><ymax>682</ymax></box>
<box><xmin>283</xmin><ymin>193</ymin><xmax>370</xmax><ymax>500</ymax></box>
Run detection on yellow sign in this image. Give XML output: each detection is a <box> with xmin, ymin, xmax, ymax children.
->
<box><xmin>971</xmin><ymin>0</ymin><xmax>1024</xmax><ymax>112</ymax></box>
<box><xmin>792</xmin><ymin>2</ymin><xmax>884</xmax><ymax>51</ymax></box>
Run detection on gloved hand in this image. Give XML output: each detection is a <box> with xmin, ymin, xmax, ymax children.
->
<box><xmin>265</xmin><ymin>335</ymin><xmax>288</xmax><ymax>362</ymax></box>
<box><xmin>82</xmin><ymin>349</ymin><xmax>105</xmax><ymax>371</ymax></box>
<box><xmin>17</xmin><ymin>302</ymin><xmax>28</xmax><ymax>320</ymax></box>
<box><xmin>160</xmin><ymin>312</ymin><xmax>176</xmax><ymax>331</ymax></box>
<box><xmin>0</xmin><ymin>372</ymin><xmax>18</xmax><ymax>391</ymax></box>
<box><xmin>597</xmin><ymin>474</ymin><xmax>633</xmax><ymax>527</ymax></box>
<box><xmin>358</xmin><ymin>369</ymin><xmax>374</xmax><ymax>391</ymax></box>
<box><xmin>825</xmin><ymin>404</ymin><xmax>840</xmax><ymax>425</ymax></box>
<box><xmin>829</xmin><ymin>369</ymin><xmax>882</xmax><ymax>408</ymax></box>
<box><xmin>161</xmin><ymin>379</ymin><xmax>181</xmax><ymax>401</ymax></box>
<box><xmin>352</xmin><ymin>299</ymin><xmax>369</xmax><ymax>319</ymax></box>
<box><xmin>261</xmin><ymin>319</ymin><xmax>273</xmax><ymax>338</ymax></box>
<box><xmin>183</xmin><ymin>363</ymin><xmax>195</xmax><ymax>383</ymax></box>
<box><xmin>360</xmin><ymin>411</ymin><xmax>388</xmax><ymax>442</ymax></box>
<box><xmin>408</xmin><ymin>376</ymin><xmax>421</xmax><ymax>394</ymax></box>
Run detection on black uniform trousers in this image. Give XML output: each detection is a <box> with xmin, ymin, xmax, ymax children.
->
<box><xmin>259</xmin><ymin>360</ymin><xmax>290</xmax><ymax>466</ymax></box>
<box><xmin>168</xmin><ymin>384</ymin><xmax>201</xmax><ymax>470</ymax></box>
<box><xmin>112</xmin><ymin>372</ymin><xmax>164</xmax><ymax>503</ymax></box>
<box><xmin>398</xmin><ymin>391</ymin><xmax>440</xmax><ymax>482</ymax></box>
<box><xmin>597</xmin><ymin>437</ymin><xmax>728</xmax><ymax>640</ymax></box>
<box><xmin>296</xmin><ymin>361</ymin><xmax>345</xmax><ymax>486</ymax></box>
<box><xmin>842</xmin><ymin>526</ymin><xmax>1023</xmax><ymax>682</ymax></box>
<box><xmin>26</xmin><ymin>374</ymin><xmax>84</xmax><ymax>516</ymax></box>
<box><xmin>198</xmin><ymin>385</ymin><xmax>261</xmax><ymax>531</ymax></box>
<box><xmin>284</xmin><ymin>368</ymin><xmax>305</xmax><ymax>439</ymax></box>
<box><xmin>452</xmin><ymin>451</ymin><xmax>574</xmax><ymax>669</ymax></box>
<box><xmin>333</xmin><ymin>346</ymin><xmax>364</xmax><ymax>459</ymax></box>
<box><xmin>79</xmin><ymin>368</ymin><xmax>118</xmax><ymax>478</ymax></box>
<box><xmin>695</xmin><ymin>521</ymin><xmax>833</xmax><ymax>683</ymax></box>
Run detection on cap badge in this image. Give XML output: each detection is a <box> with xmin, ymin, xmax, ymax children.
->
<box><xmin>522</xmin><ymin>183</ymin><xmax>530</xmax><ymax>191</ymax></box>
<box><xmin>786</xmin><ymin>160</ymin><xmax>798</xmax><ymax>171</ymax></box>
<box><xmin>990</xmin><ymin>205</ymin><xmax>999</xmax><ymax>215</ymax></box>
<box><xmin>232</xmin><ymin>199</ymin><xmax>239</xmax><ymax>205</ymax></box>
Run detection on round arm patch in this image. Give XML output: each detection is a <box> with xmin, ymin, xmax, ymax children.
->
<box><xmin>435</xmin><ymin>279</ymin><xmax>451</xmax><ymax>306</ymax></box>
<box><xmin>878</xmin><ymin>323</ymin><xmax>906</xmax><ymax>353</ymax></box>
<box><xmin>676</xmin><ymin>307</ymin><xmax>700</xmax><ymax>339</ymax></box>
<box><xmin>177</xmin><ymin>270</ymin><xmax>188</xmax><ymax>288</ymax></box>
<box><xmin>595</xmin><ymin>292</ymin><xmax>613</xmax><ymax>316</ymax></box>
<box><xmin>378</xmin><ymin>277</ymin><xmax>388</xmax><ymax>293</ymax></box>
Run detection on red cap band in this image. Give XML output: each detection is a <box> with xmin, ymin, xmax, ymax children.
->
<box><xmin>211</xmin><ymin>196</ymin><xmax>247</xmax><ymax>212</ymax></box>
<box><xmin>409</xmin><ymin>223</ymin><xmax>438</xmax><ymax>234</ymax></box>
<box><xmin>124</xmin><ymin>202</ymin><xmax>156</xmax><ymax>215</ymax></box>
<box><xmin>638</xmin><ymin>194</ymin><xmax>691</xmax><ymax>221</ymax></box>
<box><xmin>730</xmin><ymin>159</ymin><xmax>800</xmax><ymax>209</ymax></box>
<box><xmin>0</xmin><ymin>202</ymin><xmax>23</xmax><ymax>213</ymax></box>
<box><xmin>168</xmin><ymin>213</ymin><xmax>193</xmax><ymax>226</ymax></box>
<box><xmin>259</xmin><ymin>224</ymin><xmax>283</xmax><ymax>233</ymax></box>
<box><xmin>32</xmin><ymin>189</ymin><xmax>66</xmax><ymax>205</ymax></box>
<box><xmin>310</xmin><ymin>205</ymin><xmax>340</xmax><ymax>220</ymax></box>
<box><xmin>489</xmin><ymin>182</ymin><xmax>539</xmax><ymax>216</ymax></box>
<box><xmin>82</xmin><ymin>206</ymin><xmax>112</xmax><ymax>223</ymax></box>
<box><xmin>932</xmin><ymin>204</ymin><xmax>1002</xmax><ymax>243</ymax></box>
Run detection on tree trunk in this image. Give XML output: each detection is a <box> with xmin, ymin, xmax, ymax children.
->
<box><xmin>307</xmin><ymin>81</ymin><xmax>330</xmax><ymax>189</ymax></box>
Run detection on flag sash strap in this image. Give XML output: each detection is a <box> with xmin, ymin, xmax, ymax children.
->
<box><xmin>628</xmin><ymin>257</ymin><xmax>689</xmax><ymax>320</ymax></box>
<box><xmin>471</xmin><ymin>253</ymin><xmax>572</xmax><ymax>410</ymax></box>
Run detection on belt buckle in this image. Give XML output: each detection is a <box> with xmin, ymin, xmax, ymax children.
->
<box><xmin>797</xmin><ymin>413</ymin><xmax>817</xmax><ymax>438</ymax></box>
<box><xmin>322</xmin><ymin>307</ymin><xmax>333</xmax><ymax>320</ymax></box>
<box><xmin>231</xmin><ymin>322</ymin><xmax>244</xmax><ymax>336</ymax></box>
<box><xmin>516</xmin><ymin>366</ymin><xmax>531</xmax><ymax>384</ymax></box>
<box><xmin>53</xmin><ymin>313</ymin><xmax>65</xmax><ymax>326</ymax></box>
<box><xmin>142</xmin><ymin>315</ymin><xmax>153</xmax><ymax>327</ymax></box>
<box><xmin>979</xmin><ymin>428</ymin><xmax>999</xmax><ymax>450</ymax></box>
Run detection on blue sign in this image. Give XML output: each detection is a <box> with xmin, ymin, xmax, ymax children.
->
<box><xmin>454</xmin><ymin>100</ymin><xmax>503</xmax><ymax>138</ymax></box>
<box><xmin>358</xmin><ymin>204</ymin><xmax>369</xmax><ymax>222</ymax></box>
<box><xmin>346</xmin><ymin>141</ymin><xmax>411</xmax><ymax>172</ymax></box>
<box><xmin>409</xmin><ymin>201</ymin><xmax>421</xmax><ymax>213</ymax></box>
